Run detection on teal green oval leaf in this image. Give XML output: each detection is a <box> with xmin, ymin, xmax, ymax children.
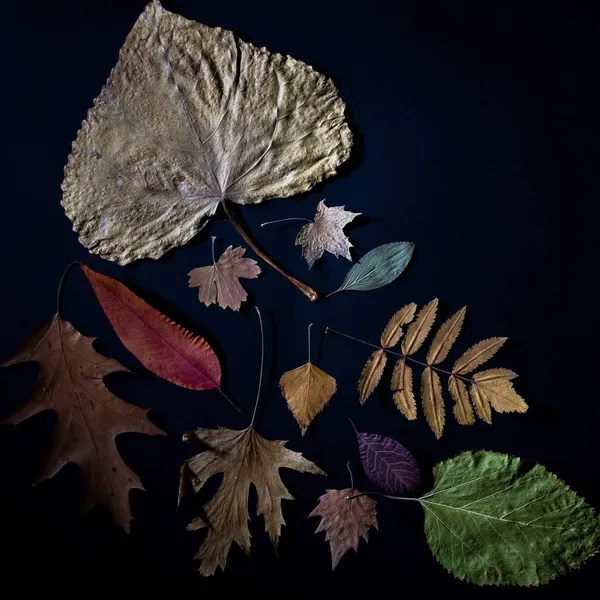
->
<box><xmin>421</xmin><ymin>451</ymin><xmax>600</xmax><ymax>586</ymax></box>
<box><xmin>329</xmin><ymin>242</ymin><xmax>414</xmax><ymax>295</ymax></box>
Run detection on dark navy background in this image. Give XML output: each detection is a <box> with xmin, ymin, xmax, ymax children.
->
<box><xmin>1</xmin><ymin>0</ymin><xmax>598</xmax><ymax>593</ymax></box>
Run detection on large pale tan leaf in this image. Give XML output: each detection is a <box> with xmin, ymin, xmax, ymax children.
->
<box><xmin>401</xmin><ymin>299</ymin><xmax>439</xmax><ymax>356</ymax></box>
<box><xmin>421</xmin><ymin>367</ymin><xmax>445</xmax><ymax>438</ymax></box>
<box><xmin>358</xmin><ymin>349</ymin><xmax>387</xmax><ymax>404</ymax></box>
<box><xmin>62</xmin><ymin>1</ymin><xmax>352</xmax><ymax>265</ymax></box>
<box><xmin>390</xmin><ymin>358</ymin><xmax>416</xmax><ymax>420</ymax></box>
<box><xmin>426</xmin><ymin>306</ymin><xmax>466</xmax><ymax>365</ymax></box>
<box><xmin>2</xmin><ymin>316</ymin><xmax>164</xmax><ymax>531</ymax></box>
<box><xmin>380</xmin><ymin>303</ymin><xmax>417</xmax><ymax>349</ymax></box>
<box><xmin>452</xmin><ymin>337</ymin><xmax>507</xmax><ymax>375</ymax></box>
<box><xmin>472</xmin><ymin>369</ymin><xmax>528</xmax><ymax>414</ymax></box>
<box><xmin>279</xmin><ymin>362</ymin><xmax>337</xmax><ymax>433</ymax></box>
<box><xmin>181</xmin><ymin>426</ymin><xmax>324</xmax><ymax>576</ymax></box>
<box><xmin>448</xmin><ymin>375</ymin><xmax>475</xmax><ymax>425</ymax></box>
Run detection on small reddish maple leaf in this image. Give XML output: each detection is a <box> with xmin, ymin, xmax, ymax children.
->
<box><xmin>310</xmin><ymin>488</ymin><xmax>378</xmax><ymax>569</ymax></box>
<box><xmin>188</xmin><ymin>241</ymin><xmax>261</xmax><ymax>311</ymax></box>
<box><xmin>1</xmin><ymin>315</ymin><xmax>165</xmax><ymax>531</ymax></box>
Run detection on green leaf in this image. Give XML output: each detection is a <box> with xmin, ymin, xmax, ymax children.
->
<box><xmin>329</xmin><ymin>242</ymin><xmax>414</xmax><ymax>295</ymax></box>
<box><xmin>421</xmin><ymin>451</ymin><xmax>599</xmax><ymax>586</ymax></box>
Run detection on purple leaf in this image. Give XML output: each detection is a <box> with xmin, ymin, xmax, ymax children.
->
<box><xmin>357</xmin><ymin>431</ymin><xmax>420</xmax><ymax>494</ymax></box>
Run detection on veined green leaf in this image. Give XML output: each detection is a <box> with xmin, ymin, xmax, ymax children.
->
<box><xmin>420</xmin><ymin>451</ymin><xmax>600</xmax><ymax>586</ymax></box>
<box><xmin>329</xmin><ymin>242</ymin><xmax>414</xmax><ymax>295</ymax></box>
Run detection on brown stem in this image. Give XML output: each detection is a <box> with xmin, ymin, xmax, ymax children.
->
<box><xmin>222</xmin><ymin>200</ymin><xmax>319</xmax><ymax>301</ymax></box>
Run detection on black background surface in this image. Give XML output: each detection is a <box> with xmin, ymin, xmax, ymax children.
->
<box><xmin>1</xmin><ymin>0</ymin><xmax>599</xmax><ymax>593</ymax></box>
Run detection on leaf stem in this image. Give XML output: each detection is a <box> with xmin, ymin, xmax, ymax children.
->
<box><xmin>346</xmin><ymin>461</ymin><xmax>354</xmax><ymax>490</ymax></box>
<box><xmin>210</xmin><ymin>235</ymin><xmax>217</xmax><ymax>265</ymax></box>
<box><xmin>307</xmin><ymin>323</ymin><xmax>313</xmax><ymax>364</ymax></box>
<box><xmin>249</xmin><ymin>306</ymin><xmax>264</xmax><ymax>428</ymax></box>
<box><xmin>260</xmin><ymin>217</ymin><xmax>312</xmax><ymax>227</ymax></box>
<box><xmin>56</xmin><ymin>262</ymin><xmax>80</xmax><ymax>318</ymax></box>
<box><xmin>222</xmin><ymin>200</ymin><xmax>319</xmax><ymax>301</ymax></box>
<box><xmin>346</xmin><ymin>491</ymin><xmax>420</xmax><ymax>502</ymax></box>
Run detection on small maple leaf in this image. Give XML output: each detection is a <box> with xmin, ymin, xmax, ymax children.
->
<box><xmin>181</xmin><ymin>426</ymin><xmax>325</xmax><ymax>576</ymax></box>
<box><xmin>188</xmin><ymin>241</ymin><xmax>261</xmax><ymax>311</ymax></box>
<box><xmin>310</xmin><ymin>488</ymin><xmax>378</xmax><ymax>570</ymax></box>
<box><xmin>1</xmin><ymin>316</ymin><xmax>165</xmax><ymax>531</ymax></box>
<box><xmin>295</xmin><ymin>200</ymin><xmax>360</xmax><ymax>268</ymax></box>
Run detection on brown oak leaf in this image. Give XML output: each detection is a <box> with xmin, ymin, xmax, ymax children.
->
<box><xmin>296</xmin><ymin>200</ymin><xmax>360</xmax><ymax>268</ymax></box>
<box><xmin>188</xmin><ymin>242</ymin><xmax>261</xmax><ymax>311</ymax></box>
<box><xmin>181</xmin><ymin>426</ymin><xmax>325</xmax><ymax>576</ymax></box>
<box><xmin>1</xmin><ymin>316</ymin><xmax>164</xmax><ymax>531</ymax></box>
<box><xmin>310</xmin><ymin>488</ymin><xmax>378</xmax><ymax>570</ymax></box>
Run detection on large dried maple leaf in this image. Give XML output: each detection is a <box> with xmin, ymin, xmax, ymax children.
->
<box><xmin>295</xmin><ymin>200</ymin><xmax>360</xmax><ymax>268</ymax></box>
<box><xmin>62</xmin><ymin>1</ymin><xmax>352</xmax><ymax>266</ymax></box>
<box><xmin>181</xmin><ymin>426</ymin><xmax>325</xmax><ymax>576</ymax></box>
<box><xmin>188</xmin><ymin>243</ymin><xmax>261</xmax><ymax>311</ymax></box>
<box><xmin>309</xmin><ymin>488</ymin><xmax>378</xmax><ymax>570</ymax></box>
<box><xmin>1</xmin><ymin>316</ymin><xmax>164</xmax><ymax>531</ymax></box>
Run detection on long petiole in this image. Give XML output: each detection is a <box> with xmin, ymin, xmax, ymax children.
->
<box><xmin>260</xmin><ymin>217</ymin><xmax>312</xmax><ymax>227</ymax></box>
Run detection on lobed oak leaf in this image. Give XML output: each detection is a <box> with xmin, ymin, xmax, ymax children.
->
<box><xmin>309</xmin><ymin>488</ymin><xmax>377</xmax><ymax>570</ymax></box>
<box><xmin>188</xmin><ymin>243</ymin><xmax>261</xmax><ymax>311</ymax></box>
<box><xmin>181</xmin><ymin>426</ymin><xmax>324</xmax><ymax>576</ymax></box>
<box><xmin>295</xmin><ymin>200</ymin><xmax>360</xmax><ymax>268</ymax></box>
<box><xmin>1</xmin><ymin>316</ymin><xmax>164</xmax><ymax>531</ymax></box>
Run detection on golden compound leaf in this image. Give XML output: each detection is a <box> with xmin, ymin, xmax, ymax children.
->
<box><xmin>426</xmin><ymin>306</ymin><xmax>466</xmax><ymax>366</ymax></box>
<box><xmin>380</xmin><ymin>303</ymin><xmax>417</xmax><ymax>349</ymax></box>
<box><xmin>421</xmin><ymin>366</ymin><xmax>445</xmax><ymax>438</ymax></box>
<box><xmin>358</xmin><ymin>349</ymin><xmax>387</xmax><ymax>404</ymax></box>
<box><xmin>472</xmin><ymin>369</ymin><xmax>528</xmax><ymax>414</ymax></box>
<box><xmin>448</xmin><ymin>375</ymin><xmax>475</xmax><ymax>425</ymax></box>
<box><xmin>452</xmin><ymin>337</ymin><xmax>507</xmax><ymax>375</ymax></box>
<box><xmin>401</xmin><ymin>299</ymin><xmax>439</xmax><ymax>356</ymax></box>
<box><xmin>391</xmin><ymin>358</ymin><xmax>416</xmax><ymax>420</ymax></box>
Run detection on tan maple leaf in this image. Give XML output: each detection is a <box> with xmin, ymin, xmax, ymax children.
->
<box><xmin>295</xmin><ymin>200</ymin><xmax>360</xmax><ymax>268</ymax></box>
<box><xmin>1</xmin><ymin>316</ymin><xmax>164</xmax><ymax>531</ymax></box>
<box><xmin>181</xmin><ymin>426</ymin><xmax>325</xmax><ymax>576</ymax></box>
<box><xmin>188</xmin><ymin>240</ymin><xmax>261</xmax><ymax>311</ymax></box>
<box><xmin>309</xmin><ymin>488</ymin><xmax>378</xmax><ymax>570</ymax></box>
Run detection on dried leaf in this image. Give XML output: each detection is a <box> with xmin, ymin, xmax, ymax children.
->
<box><xmin>421</xmin><ymin>451</ymin><xmax>600</xmax><ymax>585</ymax></box>
<box><xmin>188</xmin><ymin>244</ymin><xmax>260</xmax><ymax>311</ymax></box>
<box><xmin>452</xmin><ymin>337</ymin><xmax>507</xmax><ymax>375</ymax></box>
<box><xmin>401</xmin><ymin>299</ymin><xmax>439</xmax><ymax>356</ymax></box>
<box><xmin>279</xmin><ymin>362</ymin><xmax>337</xmax><ymax>433</ymax></box>
<box><xmin>330</xmin><ymin>242</ymin><xmax>414</xmax><ymax>295</ymax></box>
<box><xmin>448</xmin><ymin>375</ymin><xmax>475</xmax><ymax>425</ymax></box>
<box><xmin>421</xmin><ymin>367</ymin><xmax>445</xmax><ymax>439</ymax></box>
<box><xmin>181</xmin><ymin>426</ymin><xmax>324</xmax><ymax>575</ymax></box>
<box><xmin>61</xmin><ymin>1</ymin><xmax>352</xmax><ymax>265</ymax></box>
<box><xmin>81</xmin><ymin>265</ymin><xmax>221</xmax><ymax>391</ymax></box>
<box><xmin>309</xmin><ymin>488</ymin><xmax>377</xmax><ymax>570</ymax></box>
<box><xmin>380</xmin><ymin>303</ymin><xmax>417</xmax><ymax>349</ymax></box>
<box><xmin>469</xmin><ymin>381</ymin><xmax>492</xmax><ymax>423</ymax></box>
<box><xmin>356</xmin><ymin>430</ymin><xmax>420</xmax><ymax>493</ymax></box>
<box><xmin>426</xmin><ymin>306</ymin><xmax>466</xmax><ymax>365</ymax></box>
<box><xmin>391</xmin><ymin>358</ymin><xmax>416</xmax><ymax>420</ymax></box>
<box><xmin>472</xmin><ymin>369</ymin><xmax>528</xmax><ymax>414</ymax></box>
<box><xmin>358</xmin><ymin>349</ymin><xmax>387</xmax><ymax>404</ymax></box>
<box><xmin>295</xmin><ymin>200</ymin><xmax>360</xmax><ymax>269</ymax></box>
<box><xmin>1</xmin><ymin>316</ymin><xmax>164</xmax><ymax>531</ymax></box>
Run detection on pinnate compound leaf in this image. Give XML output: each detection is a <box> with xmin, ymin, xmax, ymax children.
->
<box><xmin>62</xmin><ymin>1</ymin><xmax>352</xmax><ymax>265</ymax></box>
<box><xmin>331</xmin><ymin>242</ymin><xmax>414</xmax><ymax>295</ymax></box>
<box><xmin>380</xmin><ymin>302</ymin><xmax>417</xmax><ymax>349</ymax></box>
<box><xmin>452</xmin><ymin>337</ymin><xmax>507</xmax><ymax>375</ymax></box>
<box><xmin>1</xmin><ymin>316</ymin><xmax>164</xmax><ymax>531</ymax></box>
<box><xmin>279</xmin><ymin>362</ymin><xmax>337</xmax><ymax>433</ymax></box>
<box><xmin>356</xmin><ymin>430</ymin><xmax>420</xmax><ymax>494</ymax></box>
<box><xmin>181</xmin><ymin>426</ymin><xmax>324</xmax><ymax>576</ymax></box>
<box><xmin>81</xmin><ymin>264</ymin><xmax>221</xmax><ymax>392</ymax></box>
<box><xmin>391</xmin><ymin>358</ymin><xmax>417</xmax><ymax>420</ymax></box>
<box><xmin>471</xmin><ymin>369</ymin><xmax>528</xmax><ymax>414</ymax></box>
<box><xmin>401</xmin><ymin>299</ymin><xmax>438</xmax><ymax>355</ymax></box>
<box><xmin>421</xmin><ymin>451</ymin><xmax>600</xmax><ymax>586</ymax></box>
<box><xmin>421</xmin><ymin>366</ymin><xmax>445</xmax><ymax>439</ymax></box>
<box><xmin>296</xmin><ymin>200</ymin><xmax>360</xmax><ymax>268</ymax></box>
<box><xmin>426</xmin><ymin>306</ymin><xmax>466</xmax><ymax>365</ymax></box>
<box><xmin>448</xmin><ymin>375</ymin><xmax>475</xmax><ymax>425</ymax></box>
<box><xmin>358</xmin><ymin>349</ymin><xmax>386</xmax><ymax>403</ymax></box>
<box><xmin>309</xmin><ymin>488</ymin><xmax>377</xmax><ymax>570</ymax></box>
<box><xmin>469</xmin><ymin>381</ymin><xmax>493</xmax><ymax>423</ymax></box>
<box><xmin>188</xmin><ymin>244</ymin><xmax>260</xmax><ymax>311</ymax></box>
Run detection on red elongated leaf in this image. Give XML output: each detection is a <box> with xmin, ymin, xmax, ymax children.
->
<box><xmin>81</xmin><ymin>264</ymin><xmax>221</xmax><ymax>391</ymax></box>
<box><xmin>356</xmin><ymin>430</ymin><xmax>420</xmax><ymax>494</ymax></box>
